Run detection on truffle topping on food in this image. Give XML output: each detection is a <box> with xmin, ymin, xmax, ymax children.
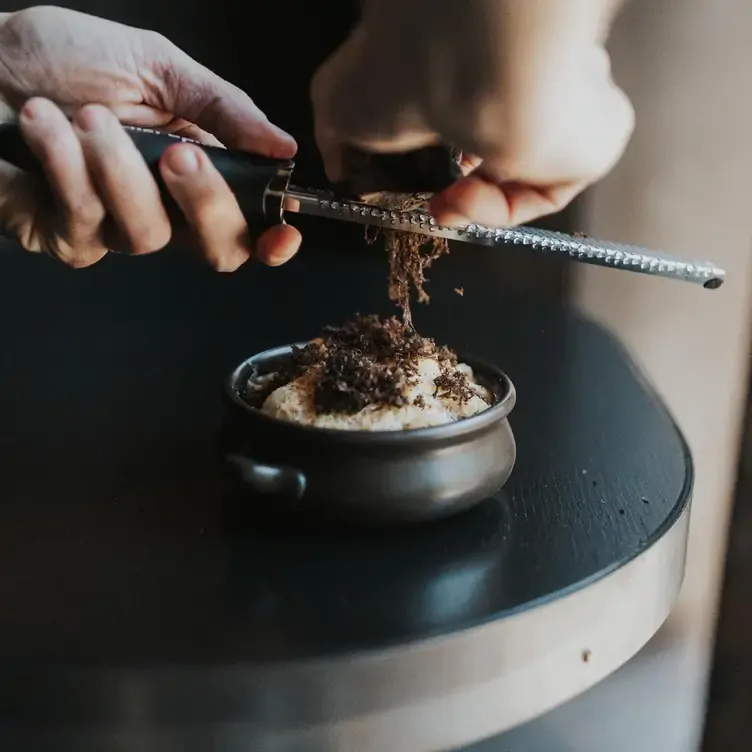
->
<box><xmin>248</xmin><ymin>314</ymin><xmax>488</xmax><ymax>417</ymax></box>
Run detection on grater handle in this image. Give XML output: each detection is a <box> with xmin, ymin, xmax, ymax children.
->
<box><xmin>0</xmin><ymin>122</ymin><xmax>294</xmax><ymax>235</ymax></box>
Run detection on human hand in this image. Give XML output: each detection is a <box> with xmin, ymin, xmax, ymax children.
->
<box><xmin>311</xmin><ymin>0</ymin><xmax>634</xmax><ymax>228</ymax></box>
<box><xmin>0</xmin><ymin>6</ymin><xmax>301</xmax><ymax>269</ymax></box>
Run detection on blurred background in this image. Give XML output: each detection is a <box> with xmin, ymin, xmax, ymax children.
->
<box><xmin>1</xmin><ymin>0</ymin><xmax>750</xmax><ymax>749</ymax></box>
<box><xmin>482</xmin><ymin>0</ymin><xmax>752</xmax><ymax>748</ymax></box>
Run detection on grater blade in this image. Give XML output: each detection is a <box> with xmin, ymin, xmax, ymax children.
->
<box><xmin>284</xmin><ymin>188</ymin><xmax>725</xmax><ymax>289</ymax></box>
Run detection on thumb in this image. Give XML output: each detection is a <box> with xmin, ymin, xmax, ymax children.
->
<box><xmin>152</xmin><ymin>48</ymin><xmax>297</xmax><ymax>159</ymax></box>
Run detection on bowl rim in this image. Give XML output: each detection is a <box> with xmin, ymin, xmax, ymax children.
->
<box><xmin>225</xmin><ymin>342</ymin><xmax>516</xmax><ymax>444</ymax></box>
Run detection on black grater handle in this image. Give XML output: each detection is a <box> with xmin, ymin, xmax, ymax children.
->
<box><xmin>0</xmin><ymin>122</ymin><xmax>295</xmax><ymax>234</ymax></box>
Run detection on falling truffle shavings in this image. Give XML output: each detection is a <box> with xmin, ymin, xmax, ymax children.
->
<box><xmin>364</xmin><ymin>193</ymin><xmax>449</xmax><ymax>327</ymax></box>
<box><xmin>249</xmin><ymin>315</ymin><xmax>488</xmax><ymax>416</ymax></box>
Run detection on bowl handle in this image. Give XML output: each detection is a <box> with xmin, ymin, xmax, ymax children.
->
<box><xmin>224</xmin><ymin>453</ymin><xmax>307</xmax><ymax>501</ymax></box>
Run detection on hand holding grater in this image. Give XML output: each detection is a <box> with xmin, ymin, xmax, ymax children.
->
<box><xmin>0</xmin><ymin>122</ymin><xmax>725</xmax><ymax>289</ymax></box>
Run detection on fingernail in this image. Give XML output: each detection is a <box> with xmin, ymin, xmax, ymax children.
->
<box><xmin>19</xmin><ymin>98</ymin><xmax>49</xmax><ymax>122</ymax></box>
<box><xmin>165</xmin><ymin>146</ymin><xmax>200</xmax><ymax>176</ymax></box>
<box><xmin>75</xmin><ymin>105</ymin><xmax>109</xmax><ymax>133</ymax></box>
<box><xmin>264</xmin><ymin>252</ymin><xmax>292</xmax><ymax>267</ymax></box>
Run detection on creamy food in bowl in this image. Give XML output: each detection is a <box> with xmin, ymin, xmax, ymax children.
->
<box><xmin>222</xmin><ymin>314</ymin><xmax>517</xmax><ymax>526</ymax></box>
<box><xmin>244</xmin><ymin>315</ymin><xmax>493</xmax><ymax>432</ymax></box>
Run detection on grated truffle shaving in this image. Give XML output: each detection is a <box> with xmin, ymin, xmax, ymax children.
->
<box><xmin>248</xmin><ymin>315</ymin><xmax>488</xmax><ymax>416</ymax></box>
<box><xmin>364</xmin><ymin>193</ymin><xmax>449</xmax><ymax>328</ymax></box>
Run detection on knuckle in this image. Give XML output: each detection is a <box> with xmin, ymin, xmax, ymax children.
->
<box><xmin>5</xmin><ymin>7</ymin><xmax>43</xmax><ymax>40</ymax></box>
<box><xmin>59</xmin><ymin>252</ymin><xmax>103</xmax><ymax>270</ymax></box>
<box><xmin>207</xmin><ymin>252</ymin><xmax>245</xmax><ymax>273</ymax></box>
<box><xmin>66</xmin><ymin>200</ymin><xmax>105</xmax><ymax>229</ymax></box>
<box><xmin>52</xmin><ymin>240</ymin><xmax>108</xmax><ymax>269</ymax></box>
<box><xmin>74</xmin><ymin>103</ymin><xmax>115</xmax><ymax>128</ymax></box>
<box><xmin>128</xmin><ymin>224</ymin><xmax>172</xmax><ymax>255</ymax></box>
<box><xmin>142</xmin><ymin>29</ymin><xmax>174</xmax><ymax>52</ymax></box>
<box><xmin>13</xmin><ymin>224</ymin><xmax>43</xmax><ymax>254</ymax></box>
<box><xmin>191</xmin><ymin>200</ymin><xmax>223</xmax><ymax>228</ymax></box>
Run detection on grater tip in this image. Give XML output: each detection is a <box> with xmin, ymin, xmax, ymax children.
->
<box><xmin>703</xmin><ymin>276</ymin><xmax>724</xmax><ymax>290</ymax></box>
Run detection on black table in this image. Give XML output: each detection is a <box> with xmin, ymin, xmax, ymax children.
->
<box><xmin>0</xmin><ymin>237</ymin><xmax>692</xmax><ymax>751</ymax></box>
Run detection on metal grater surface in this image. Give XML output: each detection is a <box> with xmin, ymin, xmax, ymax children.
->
<box><xmin>286</xmin><ymin>190</ymin><xmax>725</xmax><ymax>289</ymax></box>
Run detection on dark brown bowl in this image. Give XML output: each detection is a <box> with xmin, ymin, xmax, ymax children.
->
<box><xmin>219</xmin><ymin>344</ymin><xmax>517</xmax><ymax>526</ymax></box>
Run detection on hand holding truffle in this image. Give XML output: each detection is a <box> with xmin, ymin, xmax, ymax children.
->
<box><xmin>0</xmin><ymin>7</ymin><xmax>301</xmax><ymax>268</ymax></box>
<box><xmin>311</xmin><ymin>0</ymin><xmax>634</xmax><ymax>228</ymax></box>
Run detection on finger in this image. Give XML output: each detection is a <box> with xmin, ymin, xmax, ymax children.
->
<box><xmin>314</xmin><ymin>116</ymin><xmax>439</xmax><ymax>185</ymax></box>
<box><xmin>255</xmin><ymin>224</ymin><xmax>303</xmax><ymax>267</ymax></box>
<box><xmin>0</xmin><ymin>167</ymin><xmax>57</xmax><ymax>257</ymax></box>
<box><xmin>458</xmin><ymin>153</ymin><xmax>483</xmax><ymax>175</ymax></box>
<box><xmin>314</xmin><ymin>132</ymin><xmax>346</xmax><ymax>185</ymax></box>
<box><xmin>160</xmin><ymin>143</ymin><xmax>252</xmax><ymax>272</ymax></box>
<box><xmin>73</xmin><ymin>105</ymin><xmax>172</xmax><ymax>255</ymax></box>
<box><xmin>313</xmin><ymin>104</ymin><xmax>437</xmax><ymax>185</ymax></box>
<box><xmin>430</xmin><ymin>174</ymin><xmax>584</xmax><ymax>228</ymax></box>
<box><xmin>18</xmin><ymin>98</ymin><xmax>107</xmax><ymax>267</ymax></box>
<box><xmin>110</xmin><ymin>105</ymin><xmax>225</xmax><ymax>148</ymax></box>
<box><xmin>311</xmin><ymin>29</ymin><xmax>436</xmax><ymax>182</ymax></box>
<box><xmin>107</xmin><ymin>104</ymin><xmax>181</xmax><ymax>130</ymax></box>
<box><xmin>171</xmin><ymin>73</ymin><xmax>296</xmax><ymax>158</ymax></box>
<box><xmin>171</xmin><ymin>123</ymin><xmax>223</xmax><ymax>148</ymax></box>
<box><xmin>144</xmin><ymin>40</ymin><xmax>297</xmax><ymax>158</ymax></box>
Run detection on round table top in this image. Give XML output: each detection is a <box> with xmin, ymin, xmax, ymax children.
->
<box><xmin>0</xmin><ymin>239</ymin><xmax>692</xmax><ymax>751</ymax></box>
